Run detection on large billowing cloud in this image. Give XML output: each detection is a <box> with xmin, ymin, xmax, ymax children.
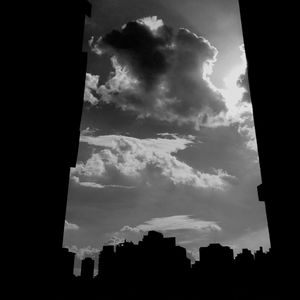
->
<box><xmin>88</xmin><ymin>16</ymin><xmax>228</xmax><ymax>128</ymax></box>
<box><xmin>216</xmin><ymin>44</ymin><xmax>257</xmax><ymax>152</ymax></box>
<box><xmin>70</xmin><ymin>132</ymin><xmax>235</xmax><ymax>190</ymax></box>
<box><xmin>85</xmin><ymin>17</ymin><xmax>258</xmax><ymax>152</ymax></box>
<box><xmin>84</xmin><ymin>73</ymin><xmax>100</xmax><ymax>105</ymax></box>
<box><xmin>101</xmin><ymin>16</ymin><xmax>173</xmax><ymax>89</ymax></box>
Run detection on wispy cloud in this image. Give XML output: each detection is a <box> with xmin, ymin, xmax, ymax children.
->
<box><xmin>64</xmin><ymin>220</ymin><xmax>80</xmax><ymax>231</ymax></box>
<box><xmin>224</xmin><ymin>227</ymin><xmax>270</xmax><ymax>254</ymax></box>
<box><xmin>129</xmin><ymin>215</ymin><xmax>222</xmax><ymax>232</ymax></box>
<box><xmin>70</xmin><ymin>175</ymin><xmax>135</xmax><ymax>189</ymax></box>
<box><xmin>108</xmin><ymin>215</ymin><xmax>221</xmax><ymax>246</ymax></box>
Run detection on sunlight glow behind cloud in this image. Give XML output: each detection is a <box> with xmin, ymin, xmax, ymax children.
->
<box><xmin>137</xmin><ymin>16</ymin><xmax>164</xmax><ymax>34</ymax></box>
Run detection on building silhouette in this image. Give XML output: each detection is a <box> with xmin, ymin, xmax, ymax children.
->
<box><xmin>238</xmin><ymin>0</ymin><xmax>289</xmax><ymax>263</ymax></box>
<box><xmin>200</xmin><ymin>243</ymin><xmax>234</xmax><ymax>267</ymax></box>
<box><xmin>97</xmin><ymin>245</ymin><xmax>116</xmax><ymax>280</ymax></box>
<box><xmin>60</xmin><ymin>247</ymin><xmax>76</xmax><ymax>280</ymax></box>
<box><xmin>80</xmin><ymin>257</ymin><xmax>94</xmax><ymax>280</ymax></box>
<box><xmin>59</xmin><ymin>230</ymin><xmax>278</xmax><ymax>299</ymax></box>
<box><xmin>53</xmin><ymin>1</ymin><xmax>293</xmax><ymax>298</ymax></box>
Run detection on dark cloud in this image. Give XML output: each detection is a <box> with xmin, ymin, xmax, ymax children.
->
<box><xmin>89</xmin><ymin>18</ymin><xmax>228</xmax><ymax>128</ymax></box>
<box><xmin>100</xmin><ymin>20</ymin><xmax>173</xmax><ymax>89</ymax></box>
<box><xmin>164</xmin><ymin>28</ymin><xmax>226</xmax><ymax>120</ymax></box>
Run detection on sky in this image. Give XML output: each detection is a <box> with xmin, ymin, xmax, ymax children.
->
<box><xmin>63</xmin><ymin>0</ymin><xmax>270</xmax><ymax>268</ymax></box>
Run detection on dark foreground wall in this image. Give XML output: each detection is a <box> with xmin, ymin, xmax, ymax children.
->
<box><xmin>239</xmin><ymin>0</ymin><xmax>296</xmax><ymax>297</ymax></box>
<box><xmin>9</xmin><ymin>1</ymin><xmax>90</xmax><ymax>298</ymax></box>
<box><xmin>239</xmin><ymin>0</ymin><xmax>292</xmax><ymax>260</ymax></box>
<box><xmin>9</xmin><ymin>1</ymin><xmax>296</xmax><ymax>299</ymax></box>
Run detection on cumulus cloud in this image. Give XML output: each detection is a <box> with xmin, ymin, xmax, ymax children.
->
<box><xmin>71</xmin><ymin>133</ymin><xmax>235</xmax><ymax>190</ymax></box>
<box><xmin>84</xmin><ymin>73</ymin><xmax>100</xmax><ymax>105</ymax></box>
<box><xmin>237</xmin><ymin>70</ymin><xmax>250</xmax><ymax>103</ymax></box>
<box><xmin>217</xmin><ymin>45</ymin><xmax>249</xmax><ymax>121</ymax></box>
<box><xmin>98</xmin><ymin>17</ymin><xmax>173</xmax><ymax>89</ymax></box>
<box><xmin>186</xmin><ymin>249</ymin><xmax>199</xmax><ymax>262</ymax></box>
<box><xmin>89</xmin><ymin>17</ymin><xmax>227</xmax><ymax>128</ymax></box>
<box><xmin>65</xmin><ymin>220</ymin><xmax>80</xmax><ymax>230</ymax></box>
<box><xmin>215</xmin><ymin>44</ymin><xmax>257</xmax><ymax>152</ymax></box>
<box><xmin>105</xmin><ymin>235</ymin><xmax>126</xmax><ymax>246</ymax></box>
<box><xmin>86</xmin><ymin>19</ymin><xmax>257</xmax><ymax>152</ymax></box>
<box><xmin>67</xmin><ymin>245</ymin><xmax>100</xmax><ymax>259</ymax></box>
<box><xmin>236</xmin><ymin>45</ymin><xmax>251</xmax><ymax>103</ymax></box>
<box><xmin>238</xmin><ymin>119</ymin><xmax>258</xmax><ymax>152</ymax></box>
<box><xmin>71</xmin><ymin>154</ymin><xmax>106</xmax><ymax>178</ymax></box>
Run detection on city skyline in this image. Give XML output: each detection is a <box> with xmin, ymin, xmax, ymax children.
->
<box><xmin>63</xmin><ymin>0</ymin><xmax>270</xmax><ymax>266</ymax></box>
<box><xmin>61</xmin><ymin>229</ymin><xmax>273</xmax><ymax>295</ymax></box>
<box><xmin>68</xmin><ymin>229</ymin><xmax>270</xmax><ymax>277</ymax></box>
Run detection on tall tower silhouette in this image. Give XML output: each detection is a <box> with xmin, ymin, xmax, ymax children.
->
<box><xmin>238</xmin><ymin>0</ymin><xmax>286</xmax><ymax>259</ymax></box>
<box><xmin>238</xmin><ymin>2</ymin><xmax>294</xmax><ymax>295</ymax></box>
<box><xmin>56</xmin><ymin>0</ymin><xmax>91</xmax><ymax>249</ymax></box>
<box><xmin>53</xmin><ymin>0</ymin><xmax>91</xmax><ymax>290</ymax></box>
<box><xmin>81</xmin><ymin>257</ymin><xmax>95</xmax><ymax>279</ymax></box>
<box><xmin>60</xmin><ymin>248</ymin><xmax>76</xmax><ymax>280</ymax></box>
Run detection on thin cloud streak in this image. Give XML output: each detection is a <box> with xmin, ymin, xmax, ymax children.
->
<box><xmin>65</xmin><ymin>220</ymin><xmax>80</xmax><ymax>231</ymax></box>
<box><xmin>107</xmin><ymin>215</ymin><xmax>221</xmax><ymax>246</ymax></box>
<box><xmin>133</xmin><ymin>215</ymin><xmax>222</xmax><ymax>232</ymax></box>
<box><xmin>70</xmin><ymin>175</ymin><xmax>135</xmax><ymax>189</ymax></box>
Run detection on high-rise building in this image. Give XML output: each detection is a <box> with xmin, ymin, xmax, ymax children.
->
<box><xmin>98</xmin><ymin>245</ymin><xmax>115</xmax><ymax>279</ymax></box>
<box><xmin>81</xmin><ymin>257</ymin><xmax>95</xmax><ymax>280</ymax></box>
<box><xmin>60</xmin><ymin>248</ymin><xmax>76</xmax><ymax>280</ymax></box>
<box><xmin>200</xmin><ymin>243</ymin><xmax>234</xmax><ymax>268</ymax></box>
<box><xmin>236</xmin><ymin>248</ymin><xmax>254</xmax><ymax>263</ymax></box>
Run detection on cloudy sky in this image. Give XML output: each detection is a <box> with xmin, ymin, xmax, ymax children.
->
<box><xmin>63</xmin><ymin>0</ymin><xmax>269</xmax><ymax>263</ymax></box>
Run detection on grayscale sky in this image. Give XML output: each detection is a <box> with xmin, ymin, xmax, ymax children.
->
<box><xmin>63</xmin><ymin>0</ymin><xmax>269</xmax><ymax>265</ymax></box>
